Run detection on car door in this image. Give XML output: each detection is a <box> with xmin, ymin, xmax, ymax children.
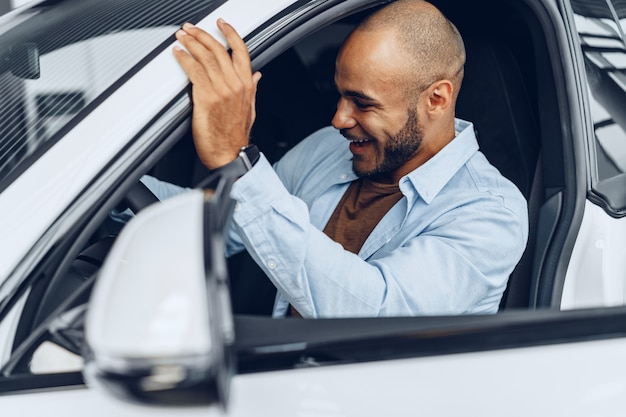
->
<box><xmin>560</xmin><ymin>0</ymin><xmax>626</xmax><ymax>310</ymax></box>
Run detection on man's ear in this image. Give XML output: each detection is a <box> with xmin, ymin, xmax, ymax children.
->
<box><xmin>424</xmin><ymin>79</ymin><xmax>453</xmax><ymax>119</ymax></box>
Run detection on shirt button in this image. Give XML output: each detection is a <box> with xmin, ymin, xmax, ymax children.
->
<box><xmin>234</xmin><ymin>202</ymin><xmax>241</xmax><ymax>211</ymax></box>
<box><xmin>340</xmin><ymin>173</ymin><xmax>348</xmax><ymax>180</ymax></box>
<box><xmin>267</xmin><ymin>259</ymin><xmax>277</xmax><ymax>269</ymax></box>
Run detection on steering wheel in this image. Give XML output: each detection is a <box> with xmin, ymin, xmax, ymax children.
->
<box><xmin>123</xmin><ymin>180</ymin><xmax>160</xmax><ymax>213</ymax></box>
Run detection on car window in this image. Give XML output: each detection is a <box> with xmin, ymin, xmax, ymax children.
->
<box><xmin>0</xmin><ymin>0</ymin><xmax>224</xmax><ymax>191</ymax></box>
<box><xmin>571</xmin><ymin>0</ymin><xmax>626</xmax><ymax>180</ymax></box>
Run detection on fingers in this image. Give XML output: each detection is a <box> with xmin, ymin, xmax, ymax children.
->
<box><xmin>177</xmin><ymin>22</ymin><xmax>232</xmax><ymax>76</ymax></box>
<box><xmin>216</xmin><ymin>19</ymin><xmax>252</xmax><ymax>80</ymax></box>
<box><xmin>174</xmin><ymin>29</ymin><xmax>232</xmax><ymax>88</ymax></box>
<box><xmin>172</xmin><ymin>42</ymin><xmax>207</xmax><ymax>86</ymax></box>
<box><xmin>171</xmin><ymin>20</ymin><xmax>261</xmax><ymax>170</ymax></box>
<box><xmin>174</xmin><ymin>20</ymin><xmax>252</xmax><ymax>87</ymax></box>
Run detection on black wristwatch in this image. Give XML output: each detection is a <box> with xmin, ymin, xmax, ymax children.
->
<box><xmin>236</xmin><ymin>144</ymin><xmax>261</xmax><ymax>172</ymax></box>
<box><xmin>198</xmin><ymin>144</ymin><xmax>260</xmax><ymax>190</ymax></box>
<box><xmin>215</xmin><ymin>144</ymin><xmax>260</xmax><ymax>179</ymax></box>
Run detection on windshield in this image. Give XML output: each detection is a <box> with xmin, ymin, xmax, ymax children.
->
<box><xmin>0</xmin><ymin>0</ymin><xmax>223</xmax><ymax>192</ymax></box>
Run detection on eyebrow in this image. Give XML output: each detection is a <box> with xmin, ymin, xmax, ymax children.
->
<box><xmin>342</xmin><ymin>89</ymin><xmax>380</xmax><ymax>105</ymax></box>
<box><xmin>345</xmin><ymin>90</ymin><xmax>372</xmax><ymax>99</ymax></box>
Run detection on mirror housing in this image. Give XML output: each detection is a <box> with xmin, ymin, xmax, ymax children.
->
<box><xmin>0</xmin><ymin>43</ymin><xmax>41</xmax><ymax>79</ymax></box>
<box><xmin>84</xmin><ymin>189</ymin><xmax>234</xmax><ymax>407</ymax></box>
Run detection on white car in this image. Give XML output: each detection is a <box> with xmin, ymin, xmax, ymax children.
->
<box><xmin>1</xmin><ymin>0</ymin><xmax>626</xmax><ymax>415</ymax></box>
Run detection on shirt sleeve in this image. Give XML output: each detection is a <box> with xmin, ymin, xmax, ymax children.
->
<box><xmin>140</xmin><ymin>175</ymin><xmax>189</xmax><ymax>200</ymax></box>
<box><xmin>108</xmin><ymin>175</ymin><xmax>189</xmax><ymax>224</ymax></box>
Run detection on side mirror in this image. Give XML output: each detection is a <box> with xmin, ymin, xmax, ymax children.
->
<box><xmin>84</xmin><ymin>188</ymin><xmax>235</xmax><ymax>407</ymax></box>
<box><xmin>0</xmin><ymin>43</ymin><xmax>41</xmax><ymax>79</ymax></box>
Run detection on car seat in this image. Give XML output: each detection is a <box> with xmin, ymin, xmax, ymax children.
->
<box><xmin>456</xmin><ymin>37</ymin><xmax>542</xmax><ymax>309</ymax></box>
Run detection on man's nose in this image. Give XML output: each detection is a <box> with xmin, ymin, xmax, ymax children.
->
<box><xmin>332</xmin><ymin>98</ymin><xmax>357</xmax><ymax>130</ymax></box>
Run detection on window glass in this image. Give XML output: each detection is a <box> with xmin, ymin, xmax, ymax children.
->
<box><xmin>0</xmin><ymin>291</ymin><xmax>27</xmax><ymax>369</ymax></box>
<box><xmin>571</xmin><ymin>0</ymin><xmax>626</xmax><ymax>180</ymax></box>
<box><xmin>0</xmin><ymin>0</ymin><xmax>221</xmax><ymax>188</ymax></box>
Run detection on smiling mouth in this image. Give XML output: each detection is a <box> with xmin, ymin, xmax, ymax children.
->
<box><xmin>349</xmin><ymin>138</ymin><xmax>374</xmax><ymax>147</ymax></box>
<box><xmin>340</xmin><ymin>129</ymin><xmax>375</xmax><ymax>149</ymax></box>
<box><xmin>348</xmin><ymin>138</ymin><xmax>375</xmax><ymax>155</ymax></box>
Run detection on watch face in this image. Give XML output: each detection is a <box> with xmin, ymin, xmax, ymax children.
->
<box><xmin>242</xmin><ymin>144</ymin><xmax>260</xmax><ymax>168</ymax></box>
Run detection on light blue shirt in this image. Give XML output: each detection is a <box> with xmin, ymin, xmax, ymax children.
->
<box><xmin>227</xmin><ymin>120</ymin><xmax>528</xmax><ymax>317</ymax></box>
<box><xmin>147</xmin><ymin>119</ymin><xmax>528</xmax><ymax>318</ymax></box>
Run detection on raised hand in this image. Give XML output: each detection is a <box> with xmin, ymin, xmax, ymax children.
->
<box><xmin>173</xmin><ymin>20</ymin><xmax>262</xmax><ymax>170</ymax></box>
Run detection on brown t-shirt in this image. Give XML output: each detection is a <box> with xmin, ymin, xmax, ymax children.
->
<box><xmin>323</xmin><ymin>177</ymin><xmax>404</xmax><ymax>254</ymax></box>
<box><xmin>290</xmin><ymin>178</ymin><xmax>403</xmax><ymax>317</ymax></box>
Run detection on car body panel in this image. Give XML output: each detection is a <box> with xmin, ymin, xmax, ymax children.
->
<box><xmin>562</xmin><ymin>200</ymin><xmax>626</xmax><ymax>309</ymax></box>
<box><xmin>1</xmin><ymin>0</ymin><xmax>626</xmax><ymax>415</ymax></box>
<box><xmin>3</xmin><ymin>337</ymin><xmax>626</xmax><ymax>416</ymax></box>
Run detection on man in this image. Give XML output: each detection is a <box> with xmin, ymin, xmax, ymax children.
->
<box><xmin>169</xmin><ymin>0</ymin><xmax>528</xmax><ymax>318</ymax></box>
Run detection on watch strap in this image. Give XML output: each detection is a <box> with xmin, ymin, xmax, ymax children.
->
<box><xmin>199</xmin><ymin>144</ymin><xmax>260</xmax><ymax>190</ymax></box>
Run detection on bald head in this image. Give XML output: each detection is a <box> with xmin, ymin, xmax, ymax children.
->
<box><xmin>354</xmin><ymin>0</ymin><xmax>465</xmax><ymax>105</ymax></box>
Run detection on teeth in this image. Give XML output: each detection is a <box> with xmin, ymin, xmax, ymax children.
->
<box><xmin>351</xmin><ymin>139</ymin><xmax>370</xmax><ymax>143</ymax></box>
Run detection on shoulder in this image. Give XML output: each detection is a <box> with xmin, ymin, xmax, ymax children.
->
<box><xmin>464</xmin><ymin>151</ymin><xmax>528</xmax><ymax>218</ymax></box>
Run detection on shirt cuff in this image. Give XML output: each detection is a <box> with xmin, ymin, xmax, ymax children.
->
<box><xmin>229</xmin><ymin>153</ymin><xmax>291</xmax><ymax>225</ymax></box>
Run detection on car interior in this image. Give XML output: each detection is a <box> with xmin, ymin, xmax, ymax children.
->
<box><xmin>1</xmin><ymin>0</ymin><xmax>573</xmax><ymax>383</ymax></box>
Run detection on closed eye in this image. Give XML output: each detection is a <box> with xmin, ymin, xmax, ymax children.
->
<box><xmin>353</xmin><ymin>99</ymin><xmax>372</xmax><ymax>110</ymax></box>
<box><xmin>339</xmin><ymin>88</ymin><xmax>379</xmax><ymax>111</ymax></box>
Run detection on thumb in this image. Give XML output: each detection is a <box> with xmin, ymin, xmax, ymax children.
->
<box><xmin>252</xmin><ymin>71</ymin><xmax>262</xmax><ymax>87</ymax></box>
<box><xmin>249</xmin><ymin>71</ymin><xmax>262</xmax><ymax>128</ymax></box>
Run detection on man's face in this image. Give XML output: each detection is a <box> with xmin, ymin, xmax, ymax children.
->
<box><xmin>332</xmin><ymin>29</ymin><xmax>426</xmax><ymax>181</ymax></box>
<box><xmin>343</xmin><ymin>107</ymin><xmax>423</xmax><ymax>179</ymax></box>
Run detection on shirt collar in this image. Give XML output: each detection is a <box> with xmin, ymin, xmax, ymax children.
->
<box><xmin>399</xmin><ymin>118</ymin><xmax>478</xmax><ymax>205</ymax></box>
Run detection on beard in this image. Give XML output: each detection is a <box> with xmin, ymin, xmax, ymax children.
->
<box><xmin>352</xmin><ymin>108</ymin><xmax>424</xmax><ymax>179</ymax></box>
